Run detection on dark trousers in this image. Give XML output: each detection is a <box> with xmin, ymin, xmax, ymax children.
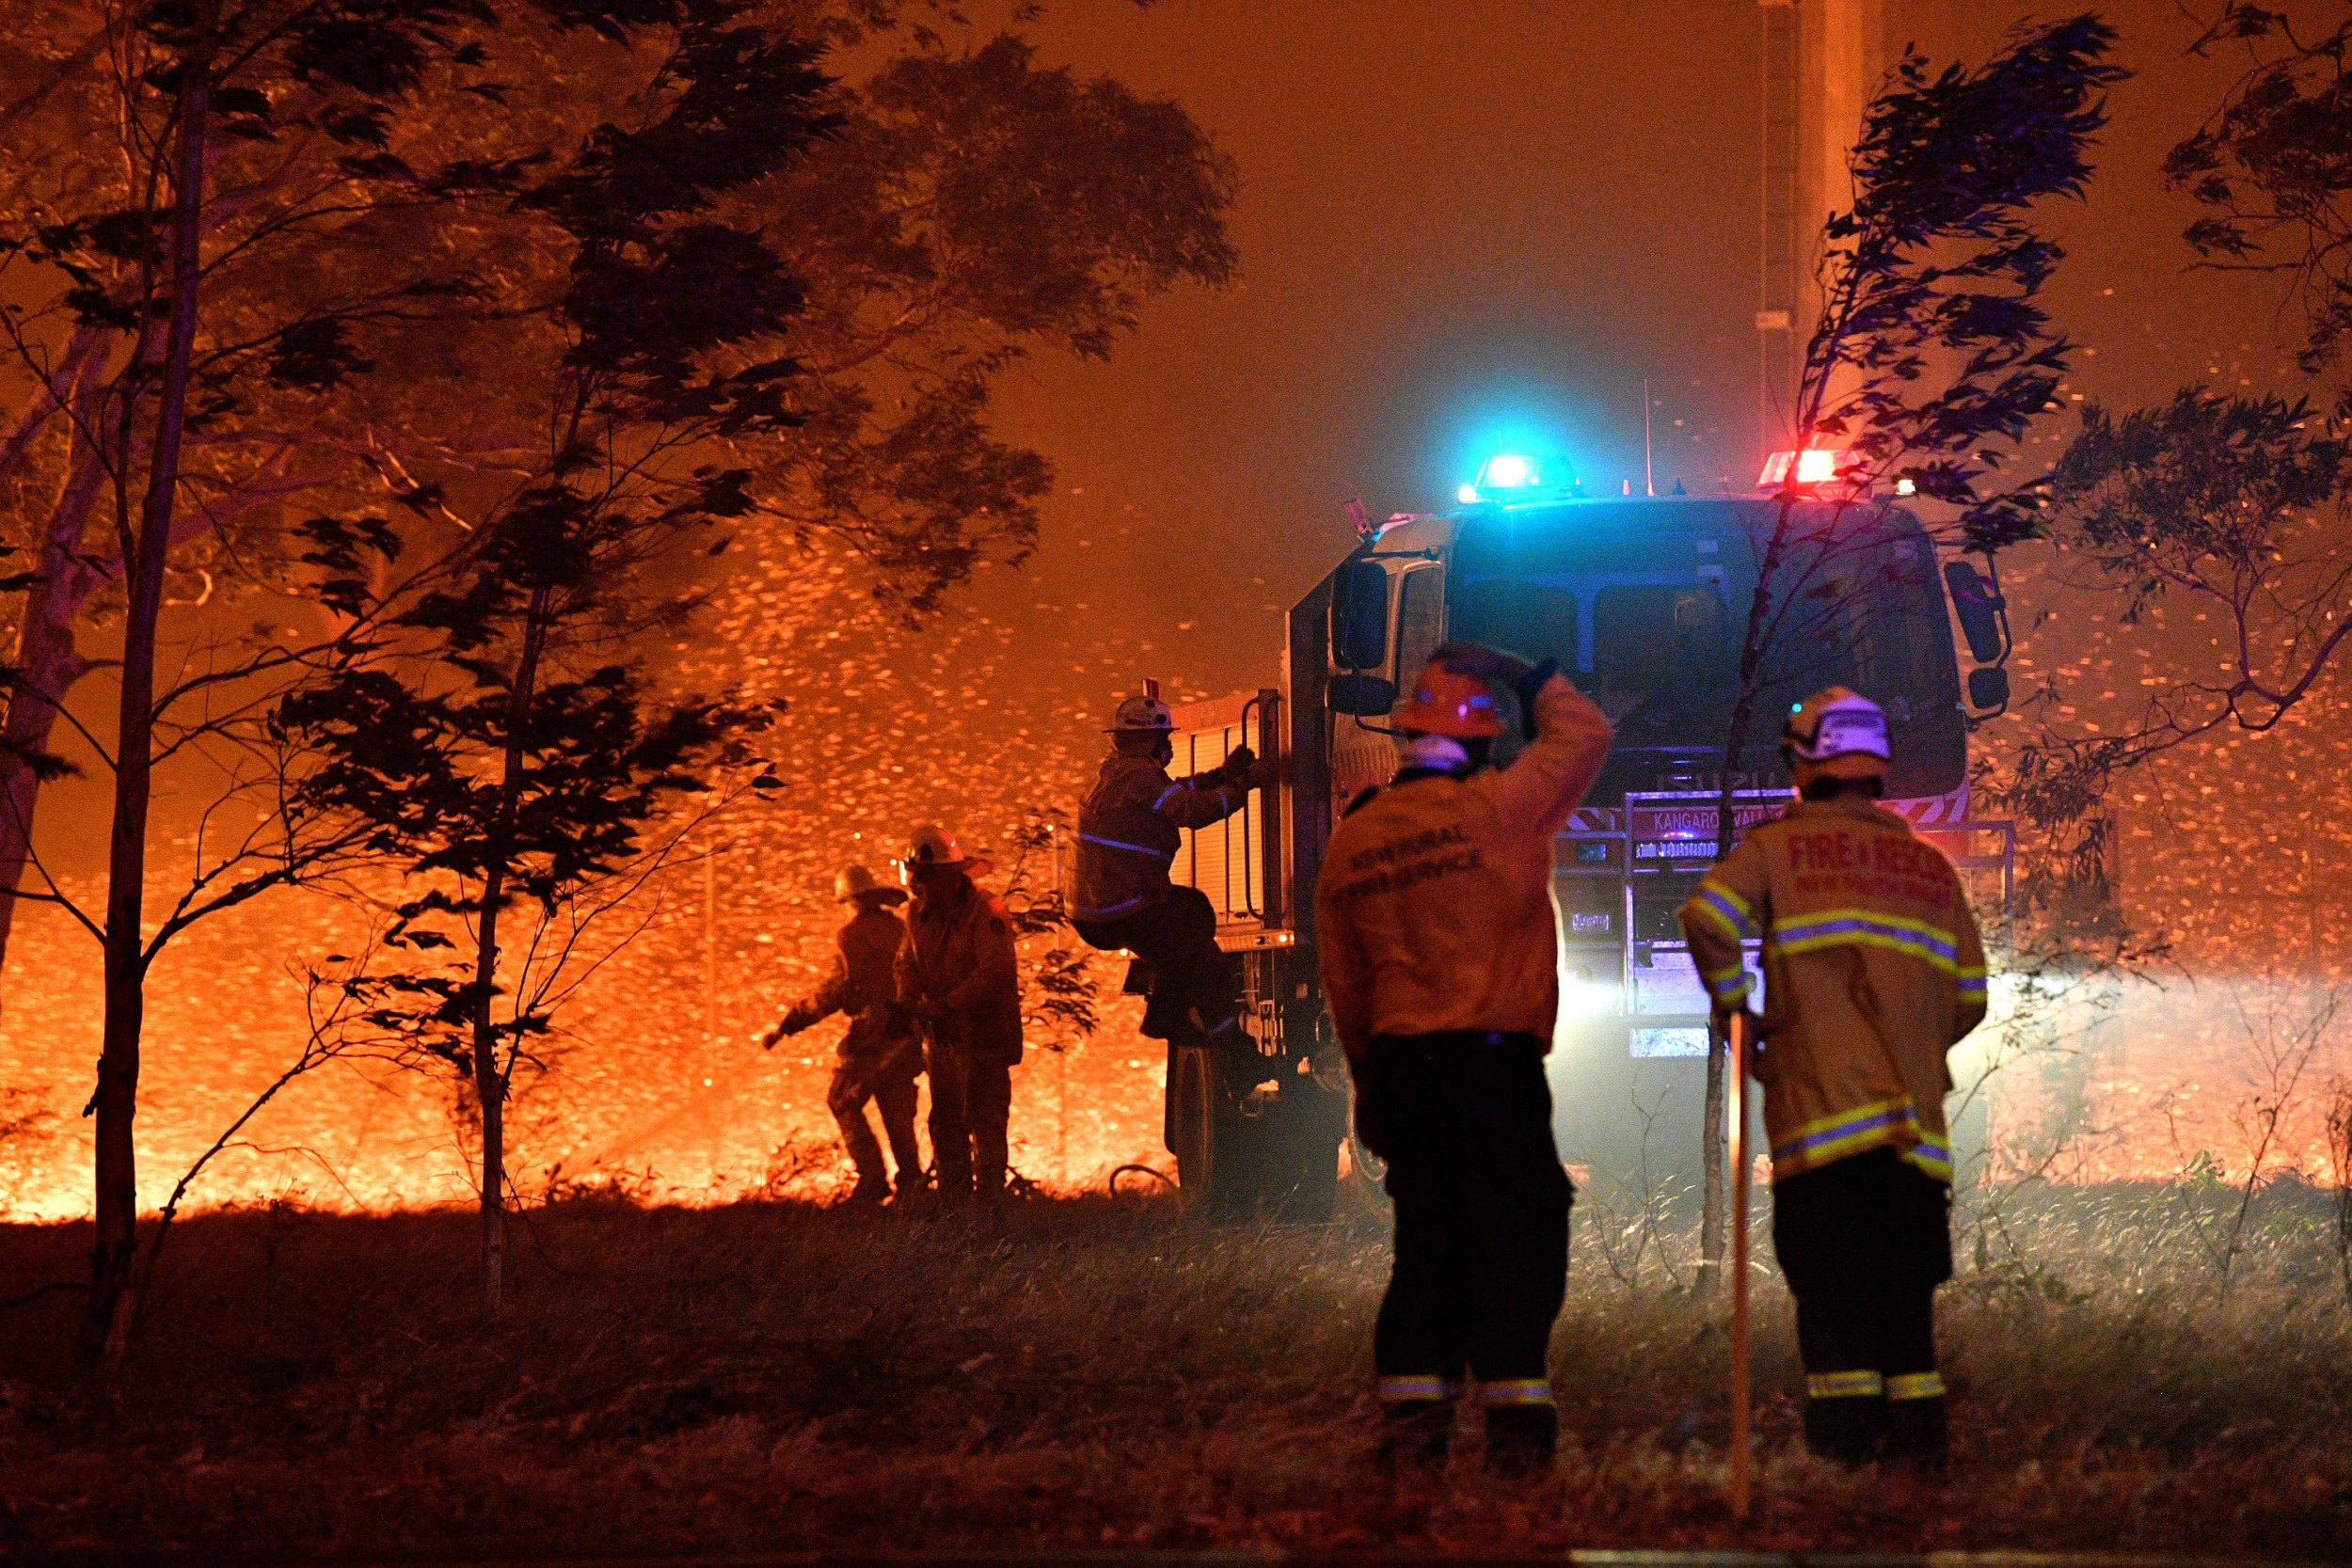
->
<box><xmin>828</xmin><ymin>1058</ymin><xmax>921</xmax><ymax>1193</ymax></box>
<box><xmin>1771</xmin><ymin>1145</ymin><xmax>1953</xmax><ymax>1462</ymax></box>
<box><xmin>1360</xmin><ymin>1033</ymin><xmax>1572</xmax><ymax>1411</ymax></box>
<box><xmin>927</xmin><ymin>1039</ymin><xmax>1012</xmax><ymax>1203</ymax></box>
<box><xmin>1075</xmin><ymin>887</ymin><xmax>1237</xmax><ymax>1034</ymax></box>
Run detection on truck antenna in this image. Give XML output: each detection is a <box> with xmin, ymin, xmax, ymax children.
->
<box><xmin>1644</xmin><ymin>376</ymin><xmax>1656</xmax><ymax>498</ymax></box>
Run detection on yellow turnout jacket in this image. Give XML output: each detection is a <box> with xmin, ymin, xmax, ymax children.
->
<box><xmin>1315</xmin><ymin>675</ymin><xmax>1613</xmax><ymax>1056</ymax></box>
<box><xmin>782</xmin><ymin>905</ymin><xmax>919</xmax><ymax>1071</ymax></box>
<box><xmin>1678</xmin><ymin>793</ymin><xmax>1989</xmax><ymax>1185</ymax></box>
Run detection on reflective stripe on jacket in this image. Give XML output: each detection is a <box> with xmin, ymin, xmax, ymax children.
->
<box><xmin>898</xmin><ymin>875</ymin><xmax>1025</xmax><ymax>1066</ymax></box>
<box><xmin>1072</xmin><ymin>753</ymin><xmax>1246</xmax><ymax>921</ymax></box>
<box><xmin>1313</xmin><ymin>675</ymin><xmax>1613</xmax><ymax>1054</ymax></box>
<box><xmin>1677</xmin><ymin>794</ymin><xmax>1989</xmax><ymax>1185</ymax></box>
<box><xmin>783</xmin><ymin>906</ymin><xmax>919</xmax><ymax>1069</ymax></box>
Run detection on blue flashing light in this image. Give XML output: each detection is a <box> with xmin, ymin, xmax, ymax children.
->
<box><xmin>1484</xmin><ymin>453</ymin><xmax>1535</xmax><ymax>488</ymax></box>
<box><xmin>1465</xmin><ymin>452</ymin><xmax>1576</xmax><ymax>502</ymax></box>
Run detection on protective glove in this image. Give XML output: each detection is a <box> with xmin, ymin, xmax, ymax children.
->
<box><xmin>1434</xmin><ymin>640</ymin><xmax>1533</xmax><ymax>686</ymax></box>
<box><xmin>760</xmin><ymin>1008</ymin><xmax>814</xmax><ymax>1049</ymax></box>
<box><xmin>1513</xmin><ymin>657</ymin><xmax>1560</xmax><ymax>740</ymax></box>
<box><xmin>1715</xmin><ymin>1007</ymin><xmax>1767</xmax><ymax>1074</ymax></box>
<box><xmin>1219</xmin><ymin>743</ymin><xmax>1258</xmax><ymax>787</ymax></box>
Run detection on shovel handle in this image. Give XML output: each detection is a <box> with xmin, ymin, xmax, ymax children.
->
<box><xmin>1727</xmin><ymin>1008</ymin><xmax>1754</xmax><ymax>1521</ymax></box>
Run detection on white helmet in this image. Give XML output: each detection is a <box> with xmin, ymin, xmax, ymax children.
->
<box><xmin>1106</xmin><ymin>677</ymin><xmax>1172</xmax><ymax>734</ymax></box>
<box><xmin>1782</xmin><ymin>686</ymin><xmax>1890</xmax><ymax>768</ymax></box>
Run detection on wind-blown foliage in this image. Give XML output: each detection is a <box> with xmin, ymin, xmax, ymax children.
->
<box><xmin>751</xmin><ymin>30</ymin><xmax>1237</xmax><ymax>610</ymax></box>
<box><xmin>1985</xmin><ymin>5</ymin><xmax>2352</xmax><ymax>906</ymax></box>
<box><xmin>2</xmin><ymin>0</ymin><xmax>612</xmax><ymax>1371</ymax></box>
<box><xmin>274</xmin><ymin>4</ymin><xmax>831</xmax><ymax>1311</ymax></box>
<box><xmin>2166</xmin><ymin>1</ymin><xmax>2352</xmax><ymax>390</ymax></box>
<box><xmin>1807</xmin><ymin>13</ymin><xmax>2124</xmax><ymax>539</ymax></box>
<box><xmin>0</xmin><ymin>0</ymin><xmax>1234</xmax><ymax>1343</ymax></box>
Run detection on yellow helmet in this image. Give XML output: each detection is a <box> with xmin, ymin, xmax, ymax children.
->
<box><xmin>898</xmin><ymin>824</ymin><xmax>993</xmax><ymax>878</ymax></box>
<box><xmin>834</xmin><ymin>863</ymin><xmax>906</xmax><ymax>906</ymax></box>
<box><xmin>1392</xmin><ymin>659</ymin><xmax>1505</xmax><ymax>738</ymax></box>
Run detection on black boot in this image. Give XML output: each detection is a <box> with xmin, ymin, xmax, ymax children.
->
<box><xmin>1484</xmin><ymin>1402</ymin><xmax>1559</xmax><ymax>1477</ymax></box>
<box><xmin>1138</xmin><ymin>990</ymin><xmax>1179</xmax><ymax>1040</ymax></box>
<box><xmin>1376</xmin><ymin>1399</ymin><xmax>1453</xmax><ymax>1467</ymax></box>
<box><xmin>1883</xmin><ymin>1394</ymin><xmax>1947</xmax><ymax>1469</ymax></box>
<box><xmin>1803</xmin><ymin>1395</ymin><xmax>1884</xmax><ymax>1465</ymax></box>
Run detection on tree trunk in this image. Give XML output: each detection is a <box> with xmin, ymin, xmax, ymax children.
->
<box><xmin>470</xmin><ymin>911</ymin><xmax>505</xmax><ymax>1313</ymax></box>
<box><xmin>86</xmin><ymin>39</ymin><xmax>210</xmax><ymax>1372</ymax></box>
<box><xmin>0</xmin><ymin>455</ymin><xmax>105</xmax><ymax>995</ymax></box>
<box><xmin>469</xmin><ymin>585</ymin><xmax>553</xmax><ymax>1315</ymax></box>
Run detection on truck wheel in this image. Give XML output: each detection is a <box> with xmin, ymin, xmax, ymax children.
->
<box><xmin>1169</xmin><ymin>1044</ymin><xmax>1215</xmax><ymax>1207</ymax></box>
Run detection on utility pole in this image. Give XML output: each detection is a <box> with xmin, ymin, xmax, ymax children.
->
<box><xmin>1756</xmin><ymin>0</ymin><xmax>1800</xmax><ymax>457</ymax></box>
<box><xmin>1760</xmin><ymin>1</ymin><xmax>1941</xmax><ymax>459</ymax></box>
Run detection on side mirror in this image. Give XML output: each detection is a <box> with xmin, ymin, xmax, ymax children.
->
<box><xmin>1944</xmin><ymin>561</ymin><xmax>2006</xmax><ymax>665</ymax></box>
<box><xmin>1967</xmin><ymin>666</ymin><xmax>2010</xmax><ymax>711</ymax></box>
<box><xmin>1330</xmin><ymin>560</ymin><xmax>1389</xmax><ymax>672</ymax></box>
<box><xmin>1327</xmin><ymin>673</ymin><xmax>1397</xmax><ymax>717</ymax></box>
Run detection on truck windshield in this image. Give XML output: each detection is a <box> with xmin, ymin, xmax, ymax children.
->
<box><xmin>1446</xmin><ymin>499</ymin><xmax>1964</xmax><ymax>800</ymax></box>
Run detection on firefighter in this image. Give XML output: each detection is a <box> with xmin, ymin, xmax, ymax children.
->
<box><xmin>1315</xmin><ymin>641</ymin><xmax>1613</xmax><ymax>1474</ymax></box>
<box><xmin>760</xmin><ymin>864</ymin><xmax>925</xmax><ymax>1207</ymax></box>
<box><xmin>1677</xmin><ymin>687</ymin><xmax>1988</xmax><ymax>1468</ymax></box>
<box><xmin>896</xmin><ymin>824</ymin><xmax>1024</xmax><ymax>1208</ymax></box>
<box><xmin>1071</xmin><ymin>681</ymin><xmax>1259</xmax><ymax>1048</ymax></box>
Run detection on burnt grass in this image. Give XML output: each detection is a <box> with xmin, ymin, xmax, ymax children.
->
<box><xmin>2</xmin><ymin>1183</ymin><xmax>2350</xmax><ymax>1560</ymax></box>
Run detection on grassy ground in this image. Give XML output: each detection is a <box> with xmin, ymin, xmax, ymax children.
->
<box><xmin>2</xmin><ymin>1181</ymin><xmax>2349</xmax><ymax>1561</ymax></box>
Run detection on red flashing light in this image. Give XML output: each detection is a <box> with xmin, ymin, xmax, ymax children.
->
<box><xmin>1756</xmin><ymin>448</ymin><xmax>1854</xmax><ymax>488</ymax></box>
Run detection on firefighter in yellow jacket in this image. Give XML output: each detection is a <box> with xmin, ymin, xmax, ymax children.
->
<box><xmin>761</xmin><ymin>864</ymin><xmax>924</xmax><ymax>1207</ymax></box>
<box><xmin>897</xmin><ymin>825</ymin><xmax>1024</xmax><ymax>1208</ymax></box>
<box><xmin>1316</xmin><ymin>641</ymin><xmax>1613</xmax><ymax>1474</ymax></box>
<box><xmin>1678</xmin><ymin>687</ymin><xmax>1988</xmax><ymax>1467</ymax></box>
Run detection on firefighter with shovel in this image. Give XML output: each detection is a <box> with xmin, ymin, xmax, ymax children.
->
<box><xmin>760</xmin><ymin>864</ymin><xmax>925</xmax><ymax>1207</ymax></box>
<box><xmin>1679</xmin><ymin>687</ymin><xmax>1988</xmax><ymax>1468</ymax></box>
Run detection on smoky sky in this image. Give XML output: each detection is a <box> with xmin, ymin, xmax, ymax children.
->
<box><xmin>24</xmin><ymin>0</ymin><xmax>2325</xmax><ymax>853</ymax></box>
<box><xmin>962</xmin><ymin>0</ymin><xmax>2316</xmax><ymax>705</ymax></box>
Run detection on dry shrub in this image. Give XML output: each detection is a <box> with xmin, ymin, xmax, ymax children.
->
<box><xmin>0</xmin><ymin>1184</ymin><xmax>2348</xmax><ymax>1557</ymax></box>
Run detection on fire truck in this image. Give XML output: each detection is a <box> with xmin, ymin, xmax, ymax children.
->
<box><xmin>1143</xmin><ymin>457</ymin><xmax>2014</xmax><ymax>1218</ymax></box>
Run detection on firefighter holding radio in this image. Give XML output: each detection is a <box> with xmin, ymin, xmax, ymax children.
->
<box><xmin>1314</xmin><ymin>641</ymin><xmax>1613</xmax><ymax>1474</ymax></box>
<box><xmin>1678</xmin><ymin>687</ymin><xmax>1988</xmax><ymax>1468</ymax></box>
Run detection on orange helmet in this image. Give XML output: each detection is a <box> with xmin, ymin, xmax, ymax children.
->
<box><xmin>1392</xmin><ymin>660</ymin><xmax>1505</xmax><ymax>738</ymax></box>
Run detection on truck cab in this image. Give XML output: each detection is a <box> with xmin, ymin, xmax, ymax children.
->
<box><xmin>1157</xmin><ymin>487</ymin><xmax>2011</xmax><ymax>1212</ymax></box>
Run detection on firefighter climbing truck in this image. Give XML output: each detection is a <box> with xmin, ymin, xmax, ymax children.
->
<box><xmin>1150</xmin><ymin>465</ymin><xmax>2015</xmax><ymax>1217</ymax></box>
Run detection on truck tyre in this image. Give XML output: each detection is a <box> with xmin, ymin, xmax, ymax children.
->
<box><xmin>1169</xmin><ymin>1043</ymin><xmax>1216</xmax><ymax>1209</ymax></box>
